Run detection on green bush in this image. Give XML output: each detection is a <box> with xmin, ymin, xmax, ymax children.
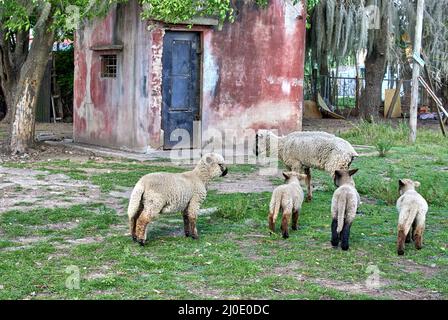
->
<box><xmin>204</xmin><ymin>192</ymin><xmax>269</xmax><ymax>221</ymax></box>
<box><xmin>375</xmin><ymin>138</ymin><xmax>393</xmax><ymax>157</ymax></box>
<box><xmin>341</xmin><ymin>120</ymin><xmax>410</xmax><ymax>156</ymax></box>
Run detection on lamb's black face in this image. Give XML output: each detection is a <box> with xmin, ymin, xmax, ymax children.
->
<box><xmin>219</xmin><ymin>164</ymin><xmax>228</xmax><ymax>177</ymax></box>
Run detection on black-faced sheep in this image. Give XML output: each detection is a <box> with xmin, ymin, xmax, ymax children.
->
<box><xmin>331</xmin><ymin>169</ymin><xmax>360</xmax><ymax>251</ymax></box>
<box><xmin>127</xmin><ymin>153</ymin><xmax>228</xmax><ymax>246</ymax></box>
<box><xmin>257</xmin><ymin>130</ymin><xmax>358</xmax><ymax>201</ymax></box>
<box><xmin>396</xmin><ymin>179</ymin><xmax>428</xmax><ymax>255</ymax></box>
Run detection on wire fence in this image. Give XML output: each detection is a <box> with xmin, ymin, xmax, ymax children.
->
<box><xmin>303</xmin><ymin>74</ymin><xmax>431</xmax><ymax>114</ymax></box>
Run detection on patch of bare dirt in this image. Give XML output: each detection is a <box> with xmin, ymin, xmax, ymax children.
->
<box><xmin>1</xmin><ymin>235</ymin><xmax>48</xmax><ymax>251</ymax></box>
<box><xmin>0</xmin><ymin>165</ymin><xmax>133</xmax><ymax>214</ymax></box>
<box><xmin>210</xmin><ymin>171</ymin><xmax>275</xmax><ymax>194</ymax></box>
<box><xmin>235</xmin><ymin>239</ymin><xmax>262</xmax><ymax>261</ymax></box>
<box><xmin>53</xmin><ymin>236</ymin><xmax>105</xmax><ymax>250</ymax></box>
<box><xmin>85</xmin><ymin>264</ymin><xmax>116</xmax><ymax>280</ymax></box>
<box><xmin>31</xmin><ymin>221</ymin><xmax>79</xmax><ymax>231</ymax></box>
<box><xmin>393</xmin><ymin>259</ymin><xmax>441</xmax><ymax>278</ymax></box>
<box><xmin>360</xmin><ymin>196</ymin><xmax>378</xmax><ymax>205</ymax></box>
<box><xmin>0</xmin><ymin>167</ymin><xmax>103</xmax><ymax>213</ymax></box>
<box><xmin>303</xmin><ymin>119</ymin><xmax>357</xmax><ymax>134</ymax></box>
<box><xmin>14</xmin><ymin>235</ymin><xmax>47</xmax><ymax>245</ymax></box>
<box><xmin>310</xmin><ymin>277</ymin><xmax>442</xmax><ymax>300</ymax></box>
<box><xmin>257</xmin><ymin>258</ymin><xmax>443</xmax><ymax>300</ymax></box>
<box><xmin>271</xmin><ymin>260</ymin><xmax>305</xmax><ymax>276</ymax></box>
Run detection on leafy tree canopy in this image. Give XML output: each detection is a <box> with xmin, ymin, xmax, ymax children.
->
<box><xmin>0</xmin><ymin>0</ymin><xmax>275</xmax><ymax>36</ymax></box>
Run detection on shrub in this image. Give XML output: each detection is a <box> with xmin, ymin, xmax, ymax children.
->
<box><xmin>341</xmin><ymin>120</ymin><xmax>409</xmax><ymax>157</ymax></box>
<box><xmin>375</xmin><ymin>138</ymin><xmax>393</xmax><ymax>157</ymax></box>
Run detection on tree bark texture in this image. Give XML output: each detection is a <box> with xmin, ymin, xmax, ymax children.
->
<box><xmin>359</xmin><ymin>13</ymin><xmax>389</xmax><ymax>121</ymax></box>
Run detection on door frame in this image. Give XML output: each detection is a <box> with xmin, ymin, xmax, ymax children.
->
<box><xmin>161</xmin><ymin>28</ymin><xmax>204</xmax><ymax>150</ymax></box>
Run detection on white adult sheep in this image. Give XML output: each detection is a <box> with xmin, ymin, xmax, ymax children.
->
<box><xmin>257</xmin><ymin>130</ymin><xmax>358</xmax><ymax>201</ymax></box>
<box><xmin>127</xmin><ymin>153</ymin><xmax>228</xmax><ymax>246</ymax></box>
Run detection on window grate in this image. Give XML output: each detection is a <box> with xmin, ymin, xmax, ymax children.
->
<box><xmin>101</xmin><ymin>55</ymin><xmax>118</xmax><ymax>78</ymax></box>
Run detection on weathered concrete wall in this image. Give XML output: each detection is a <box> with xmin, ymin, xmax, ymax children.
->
<box><xmin>202</xmin><ymin>0</ymin><xmax>306</xmax><ymax>141</ymax></box>
<box><xmin>74</xmin><ymin>1</ymin><xmax>156</xmax><ymax>152</ymax></box>
<box><xmin>74</xmin><ymin>0</ymin><xmax>306</xmax><ymax>152</ymax></box>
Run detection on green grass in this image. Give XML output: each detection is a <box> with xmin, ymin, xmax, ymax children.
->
<box><xmin>0</xmin><ymin>192</ymin><xmax>446</xmax><ymax>300</ymax></box>
<box><xmin>0</xmin><ymin>125</ymin><xmax>447</xmax><ymax>299</ymax></box>
<box><xmin>340</xmin><ymin>120</ymin><xmax>448</xmax><ymax>149</ymax></box>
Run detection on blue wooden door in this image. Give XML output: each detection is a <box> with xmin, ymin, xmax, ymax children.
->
<box><xmin>162</xmin><ymin>32</ymin><xmax>200</xmax><ymax>149</ymax></box>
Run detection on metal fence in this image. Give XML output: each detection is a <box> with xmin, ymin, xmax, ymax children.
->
<box><xmin>304</xmin><ymin>75</ymin><xmax>429</xmax><ymax>114</ymax></box>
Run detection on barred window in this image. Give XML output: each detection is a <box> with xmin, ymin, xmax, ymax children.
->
<box><xmin>101</xmin><ymin>55</ymin><xmax>117</xmax><ymax>78</ymax></box>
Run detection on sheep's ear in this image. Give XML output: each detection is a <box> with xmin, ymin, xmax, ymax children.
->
<box><xmin>282</xmin><ymin>172</ymin><xmax>291</xmax><ymax>179</ymax></box>
<box><xmin>333</xmin><ymin>170</ymin><xmax>342</xmax><ymax>187</ymax></box>
<box><xmin>399</xmin><ymin>179</ymin><xmax>405</xmax><ymax>187</ymax></box>
<box><xmin>299</xmin><ymin>174</ymin><xmax>307</xmax><ymax>181</ymax></box>
<box><xmin>349</xmin><ymin>168</ymin><xmax>359</xmax><ymax>176</ymax></box>
<box><xmin>414</xmin><ymin>181</ymin><xmax>421</xmax><ymax>188</ymax></box>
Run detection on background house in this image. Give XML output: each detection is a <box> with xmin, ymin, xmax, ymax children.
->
<box><xmin>73</xmin><ymin>0</ymin><xmax>306</xmax><ymax>152</ymax></box>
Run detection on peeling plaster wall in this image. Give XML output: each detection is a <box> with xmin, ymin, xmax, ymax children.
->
<box><xmin>74</xmin><ymin>1</ymin><xmax>156</xmax><ymax>152</ymax></box>
<box><xmin>73</xmin><ymin>0</ymin><xmax>306</xmax><ymax>152</ymax></box>
<box><xmin>201</xmin><ymin>0</ymin><xmax>306</xmax><ymax>141</ymax></box>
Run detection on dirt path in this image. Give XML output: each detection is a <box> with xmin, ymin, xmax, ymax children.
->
<box><xmin>0</xmin><ymin>166</ymin><xmax>127</xmax><ymax>214</ymax></box>
<box><xmin>0</xmin><ymin>164</ymin><xmax>277</xmax><ymax>215</ymax></box>
<box><xmin>210</xmin><ymin>171</ymin><xmax>276</xmax><ymax>194</ymax></box>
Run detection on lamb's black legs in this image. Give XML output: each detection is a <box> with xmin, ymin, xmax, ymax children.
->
<box><xmin>331</xmin><ymin>219</ymin><xmax>339</xmax><ymax>247</ymax></box>
<box><xmin>341</xmin><ymin>223</ymin><xmax>352</xmax><ymax>251</ymax></box>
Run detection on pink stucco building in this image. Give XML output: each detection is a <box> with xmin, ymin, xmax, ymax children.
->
<box><xmin>74</xmin><ymin>0</ymin><xmax>306</xmax><ymax>152</ymax></box>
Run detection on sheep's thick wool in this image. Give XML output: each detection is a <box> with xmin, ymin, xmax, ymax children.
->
<box><xmin>268</xmin><ymin>172</ymin><xmax>306</xmax><ymax>238</ymax></box>
<box><xmin>258</xmin><ymin>130</ymin><xmax>358</xmax><ymax>201</ymax></box>
<box><xmin>127</xmin><ymin>153</ymin><xmax>227</xmax><ymax>245</ymax></box>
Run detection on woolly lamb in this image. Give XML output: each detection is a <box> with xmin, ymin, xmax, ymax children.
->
<box><xmin>396</xmin><ymin>179</ymin><xmax>428</xmax><ymax>255</ymax></box>
<box><xmin>257</xmin><ymin>130</ymin><xmax>358</xmax><ymax>201</ymax></box>
<box><xmin>127</xmin><ymin>153</ymin><xmax>228</xmax><ymax>246</ymax></box>
<box><xmin>330</xmin><ymin>169</ymin><xmax>360</xmax><ymax>251</ymax></box>
<box><xmin>268</xmin><ymin>171</ymin><xmax>307</xmax><ymax>239</ymax></box>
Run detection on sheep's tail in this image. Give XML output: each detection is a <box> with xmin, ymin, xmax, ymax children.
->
<box><xmin>336</xmin><ymin>196</ymin><xmax>347</xmax><ymax>233</ymax></box>
<box><xmin>271</xmin><ymin>196</ymin><xmax>282</xmax><ymax>219</ymax></box>
<box><xmin>399</xmin><ymin>207</ymin><xmax>419</xmax><ymax>233</ymax></box>
<box><xmin>127</xmin><ymin>180</ymin><xmax>144</xmax><ymax>220</ymax></box>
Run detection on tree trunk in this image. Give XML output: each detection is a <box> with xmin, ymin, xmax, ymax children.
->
<box><xmin>0</xmin><ymin>27</ymin><xmax>30</xmax><ymax>125</ymax></box>
<box><xmin>10</xmin><ymin>78</ymin><xmax>41</xmax><ymax>153</ymax></box>
<box><xmin>360</xmin><ymin>52</ymin><xmax>387</xmax><ymax>120</ymax></box>
<box><xmin>7</xmin><ymin>8</ymin><xmax>54</xmax><ymax>154</ymax></box>
<box><xmin>0</xmin><ymin>43</ymin><xmax>16</xmax><ymax>125</ymax></box>
<box><xmin>9</xmin><ymin>36</ymin><xmax>54</xmax><ymax>154</ymax></box>
<box><xmin>359</xmin><ymin>14</ymin><xmax>388</xmax><ymax>121</ymax></box>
